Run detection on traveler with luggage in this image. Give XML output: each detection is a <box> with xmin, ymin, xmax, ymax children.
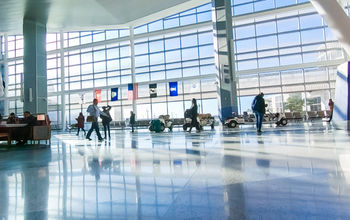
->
<box><xmin>188</xmin><ymin>98</ymin><xmax>200</xmax><ymax>132</ymax></box>
<box><xmin>252</xmin><ymin>92</ymin><xmax>266</xmax><ymax>134</ymax></box>
<box><xmin>86</xmin><ymin>98</ymin><xmax>107</xmax><ymax>141</ymax></box>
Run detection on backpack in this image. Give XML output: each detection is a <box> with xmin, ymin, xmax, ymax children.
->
<box><xmin>252</xmin><ymin>96</ymin><xmax>258</xmax><ymax>111</ymax></box>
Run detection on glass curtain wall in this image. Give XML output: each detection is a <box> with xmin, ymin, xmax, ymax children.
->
<box><xmin>0</xmin><ymin>0</ymin><xmax>346</xmax><ymax>127</ymax></box>
<box><xmin>234</xmin><ymin>4</ymin><xmax>343</xmax><ymax>113</ymax></box>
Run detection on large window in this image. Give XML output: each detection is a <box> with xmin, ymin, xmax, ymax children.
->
<box><xmin>0</xmin><ymin>1</ymin><xmax>344</xmax><ymax>126</ymax></box>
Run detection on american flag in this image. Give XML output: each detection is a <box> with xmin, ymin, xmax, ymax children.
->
<box><xmin>128</xmin><ymin>83</ymin><xmax>138</xmax><ymax>100</ymax></box>
<box><xmin>95</xmin><ymin>89</ymin><xmax>102</xmax><ymax>102</ymax></box>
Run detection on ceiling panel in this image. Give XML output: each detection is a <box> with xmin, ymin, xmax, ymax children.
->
<box><xmin>0</xmin><ymin>0</ymin><xmax>208</xmax><ymax>34</ymax></box>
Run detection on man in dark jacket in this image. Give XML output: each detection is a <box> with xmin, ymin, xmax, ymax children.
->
<box><xmin>252</xmin><ymin>93</ymin><xmax>266</xmax><ymax>133</ymax></box>
<box><xmin>16</xmin><ymin>111</ymin><xmax>37</xmax><ymax>145</ymax></box>
<box><xmin>130</xmin><ymin>111</ymin><xmax>136</xmax><ymax>132</ymax></box>
<box><xmin>188</xmin><ymin>98</ymin><xmax>200</xmax><ymax>132</ymax></box>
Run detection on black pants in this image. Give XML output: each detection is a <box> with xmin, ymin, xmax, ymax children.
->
<box><xmin>77</xmin><ymin>127</ymin><xmax>86</xmax><ymax>135</ymax></box>
<box><xmin>103</xmin><ymin>122</ymin><xmax>110</xmax><ymax>138</ymax></box>
<box><xmin>14</xmin><ymin>126</ymin><xmax>31</xmax><ymax>143</ymax></box>
<box><xmin>328</xmin><ymin>113</ymin><xmax>333</xmax><ymax>122</ymax></box>
<box><xmin>86</xmin><ymin>122</ymin><xmax>102</xmax><ymax>140</ymax></box>
<box><xmin>189</xmin><ymin>117</ymin><xmax>200</xmax><ymax>131</ymax></box>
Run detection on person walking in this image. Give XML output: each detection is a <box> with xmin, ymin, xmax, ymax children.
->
<box><xmin>86</xmin><ymin>99</ymin><xmax>107</xmax><ymax>141</ymax></box>
<box><xmin>252</xmin><ymin>92</ymin><xmax>266</xmax><ymax>134</ymax></box>
<box><xmin>76</xmin><ymin>112</ymin><xmax>86</xmax><ymax>136</ymax></box>
<box><xmin>130</xmin><ymin>111</ymin><xmax>136</xmax><ymax>132</ymax></box>
<box><xmin>328</xmin><ymin>98</ymin><xmax>334</xmax><ymax>122</ymax></box>
<box><xmin>101</xmin><ymin>105</ymin><xmax>112</xmax><ymax>139</ymax></box>
<box><xmin>188</xmin><ymin>98</ymin><xmax>200</xmax><ymax>132</ymax></box>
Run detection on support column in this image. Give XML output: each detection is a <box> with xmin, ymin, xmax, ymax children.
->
<box><xmin>60</xmin><ymin>31</ymin><xmax>66</xmax><ymax>130</ymax></box>
<box><xmin>4</xmin><ymin>34</ymin><xmax>9</xmax><ymax>116</ymax></box>
<box><xmin>212</xmin><ymin>0</ymin><xmax>238</xmax><ymax>122</ymax></box>
<box><xmin>130</xmin><ymin>27</ymin><xmax>137</xmax><ymax>116</ymax></box>
<box><xmin>333</xmin><ymin>61</ymin><xmax>350</xmax><ymax>130</ymax></box>
<box><xmin>23</xmin><ymin>19</ymin><xmax>47</xmax><ymax>114</ymax></box>
<box><xmin>0</xmin><ymin>34</ymin><xmax>9</xmax><ymax>116</ymax></box>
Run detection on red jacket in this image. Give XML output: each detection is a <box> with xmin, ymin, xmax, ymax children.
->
<box><xmin>77</xmin><ymin>115</ymin><xmax>85</xmax><ymax>128</ymax></box>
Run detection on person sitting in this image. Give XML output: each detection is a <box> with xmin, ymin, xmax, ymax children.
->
<box><xmin>15</xmin><ymin>111</ymin><xmax>37</xmax><ymax>145</ymax></box>
<box><xmin>7</xmin><ymin>112</ymin><xmax>18</xmax><ymax>124</ymax></box>
<box><xmin>21</xmin><ymin>111</ymin><xmax>37</xmax><ymax>125</ymax></box>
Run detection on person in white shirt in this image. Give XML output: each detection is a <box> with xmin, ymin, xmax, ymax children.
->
<box><xmin>86</xmin><ymin>98</ymin><xmax>107</xmax><ymax>141</ymax></box>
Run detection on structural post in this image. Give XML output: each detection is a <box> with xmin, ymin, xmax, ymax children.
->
<box><xmin>0</xmin><ymin>34</ymin><xmax>9</xmax><ymax>116</ymax></box>
<box><xmin>4</xmin><ymin>34</ymin><xmax>9</xmax><ymax>116</ymax></box>
<box><xmin>212</xmin><ymin>0</ymin><xmax>238</xmax><ymax>122</ymax></box>
<box><xmin>23</xmin><ymin>19</ymin><xmax>47</xmax><ymax>114</ymax></box>
<box><xmin>130</xmin><ymin>27</ymin><xmax>137</xmax><ymax>116</ymax></box>
<box><xmin>60</xmin><ymin>31</ymin><xmax>66</xmax><ymax>130</ymax></box>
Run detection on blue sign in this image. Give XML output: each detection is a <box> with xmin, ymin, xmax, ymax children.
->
<box><xmin>169</xmin><ymin>82</ymin><xmax>178</xmax><ymax>96</ymax></box>
<box><xmin>111</xmin><ymin>88</ymin><xmax>118</xmax><ymax>101</ymax></box>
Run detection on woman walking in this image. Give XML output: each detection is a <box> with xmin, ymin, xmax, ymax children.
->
<box><xmin>76</xmin><ymin>112</ymin><xmax>86</xmax><ymax>136</ymax></box>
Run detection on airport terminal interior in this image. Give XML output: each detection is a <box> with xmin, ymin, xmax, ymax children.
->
<box><xmin>0</xmin><ymin>0</ymin><xmax>350</xmax><ymax>219</ymax></box>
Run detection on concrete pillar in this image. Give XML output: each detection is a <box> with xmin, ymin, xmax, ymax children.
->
<box><xmin>130</xmin><ymin>27</ymin><xmax>137</xmax><ymax>116</ymax></box>
<box><xmin>60</xmin><ymin>31</ymin><xmax>66</xmax><ymax>130</ymax></box>
<box><xmin>0</xmin><ymin>35</ymin><xmax>9</xmax><ymax>116</ymax></box>
<box><xmin>212</xmin><ymin>0</ymin><xmax>238</xmax><ymax>122</ymax></box>
<box><xmin>23</xmin><ymin>19</ymin><xmax>47</xmax><ymax>114</ymax></box>
<box><xmin>333</xmin><ymin>61</ymin><xmax>350</xmax><ymax>130</ymax></box>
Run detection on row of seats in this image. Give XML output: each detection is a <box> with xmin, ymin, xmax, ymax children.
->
<box><xmin>78</xmin><ymin>118</ymin><xmax>187</xmax><ymax>130</ymax></box>
<box><xmin>0</xmin><ymin>114</ymin><xmax>51</xmax><ymax>145</ymax></box>
<box><xmin>110</xmin><ymin>118</ymin><xmax>185</xmax><ymax>127</ymax></box>
<box><xmin>285</xmin><ymin>110</ymin><xmax>331</xmax><ymax>121</ymax></box>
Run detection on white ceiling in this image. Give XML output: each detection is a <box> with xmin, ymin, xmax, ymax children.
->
<box><xmin>0</xmin><ymin>0</ymin><xmax>208</xmax><ymax>34</ymax></box>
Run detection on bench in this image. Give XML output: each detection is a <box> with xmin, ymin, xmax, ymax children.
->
<box><xmin>0</xmin><ymin>114</ymin><xmax>51</xmax><ymax>145</ymax></box>
<box><xmin>0</xmin><ymin>133</ymin><xmax>10</xmax><ymax>145</ymax></box>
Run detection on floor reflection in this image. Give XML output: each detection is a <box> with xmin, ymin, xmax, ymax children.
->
<box><xmin>0</xmin><ymin>148</ymin><xmax>51</xmax><ymax>220</ymax></box>
<box><xmin>0</xmin><ymin>123</ymin><xmax>350</xmax><ymax>219</ymax></box>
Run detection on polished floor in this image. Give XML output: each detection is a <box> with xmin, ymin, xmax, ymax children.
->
<box><xmin>0</xmin><ymin>122</ymin><xmax>350</xmax><ymax>219</ymax></box>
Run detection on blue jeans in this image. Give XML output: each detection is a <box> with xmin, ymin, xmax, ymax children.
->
<box><xmin>255</xmin><ymin>112</ymin><xmax>264</xmax><ymax>132</ymax></box>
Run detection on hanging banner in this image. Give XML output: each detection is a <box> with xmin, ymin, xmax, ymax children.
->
<box><xmin>128</xmin><ymin>83</ymin><xmax>138</xmax><ymax>100</ymax></box>
<box><xmin>149</xmin><ymin>83</ymin><xmax>157</xmax><ymax>98</ymax></box>
<box><xmin>169</xmin><ymin>82</ymin><xmax>178</xmax><ymax>96</ymax></box>
<box><xmin>111</xmin><ymin>88</ymin><xmax>118</xmax><ymax>101</ymax></box>
<box><xmin>94</xmin><ymin>89</ymin><xmax>102</xmax><ymax>102</ymax></box>
<box><xmin>128</xmin><ymin>83</ymin><xmax>133</xmax><ymax>100</ymax></box>
<box><xmin>134</xmin><ymin>83</ymin><xmax>138</xmax><ymax>100</ymax></box>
